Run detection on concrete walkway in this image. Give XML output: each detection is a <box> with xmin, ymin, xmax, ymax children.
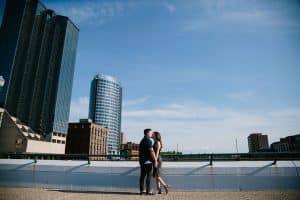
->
<box><xmin>1</xmin><ymin>187</ymin><xmax>300</xmax><ymax>200</ymax></box>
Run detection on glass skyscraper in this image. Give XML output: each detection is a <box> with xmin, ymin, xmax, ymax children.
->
<box><xmin>0</xmin><ymin>0</ymin><xmax>79</xmax><ymax>138</ymax></box>
<box><xmin>89</xmin><ymin>74</ymin><xmax>122</xmax><ymax>155</ymax></box>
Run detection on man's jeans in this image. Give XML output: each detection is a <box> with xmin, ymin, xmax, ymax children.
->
<box><xmin>139</xmin><ymin>163</ymin><xmax>153</xmax><ymax>193</ymax></box>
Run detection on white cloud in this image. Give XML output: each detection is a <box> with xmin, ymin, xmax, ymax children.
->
<box><xmin>69</xmin><ymin>96</ymin><xmax>89</xmax><ymax>122</ymax></box>
<box><xmin>48</xmin><ymin>0</ymin><xmax>177</xmax><ymax>26</ymax></box>
<box><xmin>268</xmin><ymin>108</ymin><xmax>300</xmax><ymax>118</ymax></box>
<box><xmin>123</xmin><ymin>96</ymin><xmax>149</xmax><ymax>107</ymax></box>
<box><xmin>227</xmin><ymin>91</ymin><xmax>254</xmax><ymax>100</ymax></box>
<box><xmin>79</xmin><ymin>96</ymin><xmax>89</xmax><ymax>105</ymax></box>
<box><xmin>182</xmin><ymin>0</ymin><xmax>300</xmax><ymax>33</ymax></box>
<box><xmin>50</xmin><ymin>1</ymin><xmax>125</xmax><ymax>26</ymax></box>
<box><xmin>122</xmin><ymin>101</ymin><xmax>300</xmax><ymax>153</ymax></box>
<box><xmin>164</xmin><ymin>2</ymin><xmax>176</xmax><ymax>13</ymax></box>
<box><xmin>68</xmin><ymin>96</ymin><xmax>300</xmax><ymax>153</ymax></box>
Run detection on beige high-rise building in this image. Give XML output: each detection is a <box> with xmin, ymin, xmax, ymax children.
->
<box><xmin>120</xmin><ymin>132</ymin><xmax>127</xmax><ymax>144</ymax></box>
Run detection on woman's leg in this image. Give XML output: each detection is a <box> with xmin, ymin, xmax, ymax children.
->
<box><xmin>155</xmin><ymin>176</ymin><xmax>161</xmax><ymax>190</ymax></box>
<box><xmin>157</xmin><ymin>176</ymin><xmax>167</xmax><ymax>188</ymax></box>
<box><xmin>157</xmin><ymin>176</ymin><xmax>170</xmax><ymax>194</ymax></box>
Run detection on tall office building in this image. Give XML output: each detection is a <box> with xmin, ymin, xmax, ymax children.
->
<box><xmin>89</xmin><ymin>74</ymin><xmax>122</xmax><ymax>155</ymax></box>
<box><xmin>0</xmin><ymin>0</ymin><xmax>79</xmax><ymax>139</ymax></box>
<box><xmin>248</xmin><ymin>133</ymin><xmax>269</xmax><ymax>152</ymax></box>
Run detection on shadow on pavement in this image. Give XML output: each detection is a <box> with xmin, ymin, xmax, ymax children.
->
<box><xmin>48</xmin><ymin>189</ymin><xmax>139</xmax><ymax>195</ymax></box>
<box><xmin>11</xmin><ymin>161</ymin><xmax>35</xmax><ymax>171</ymax></box>
<box><xmin>247</xmin><ymin>162</ymin><xmax>273</xmax><ymax>176</ymax></box>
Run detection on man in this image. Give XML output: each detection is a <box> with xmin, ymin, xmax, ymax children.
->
<box><xmin>139</xmin><ymin>128</ymin><xmax>157</xmax><ymax>195</ymax></box>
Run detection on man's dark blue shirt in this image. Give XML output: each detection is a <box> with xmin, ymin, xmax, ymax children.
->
<box><xmin>139</xmin><ymin>137</ymin><xmax>153</xmax><ymax>165</ymax></box>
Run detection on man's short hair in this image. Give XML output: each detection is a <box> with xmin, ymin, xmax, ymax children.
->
<box><xmin>144</xmin><ymin>128</ymin><xmax>152</xmax><ymax>135</ymax></box>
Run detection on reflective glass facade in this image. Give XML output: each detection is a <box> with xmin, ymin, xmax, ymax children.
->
<box><xmin>89</xmin><ymin>74</ymin><xmax>122</xmax><ymax>155</ymax></box>
<box><xmin>0</xmin><ymin>0</ymin><xmax>30</xmax><ymax>107</ymax></box>
<box><xmin>50</xmin><ymin>18</ymin><xmax>79</xmax><ymax>135</ymax></box>
<box><xmin>0</xmin><ymin>0</ymin><xmax>79</xmax><ymax>137</ymax></box>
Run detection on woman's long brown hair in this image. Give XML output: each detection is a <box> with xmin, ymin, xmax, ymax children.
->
<box><xmin>153</xmin><ymin>131</ymin><xmax>162</xmax><ymax>149</ymax></box>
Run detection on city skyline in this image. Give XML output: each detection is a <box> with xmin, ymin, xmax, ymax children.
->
<box><xmin>1</xmin><ymin>0</ymin><xmax>299</xmax><ymax>153</ymax></box>
<box><xmin>0</xmin><ymin>0</ymin><xmax>79</xmax><ymax>139</ymax></box>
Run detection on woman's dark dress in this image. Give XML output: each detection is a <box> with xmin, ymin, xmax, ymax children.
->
<box><xmin>153</xmin><ymin>141</ymin><xmax>162</xmax><ymax>177</ymax></box>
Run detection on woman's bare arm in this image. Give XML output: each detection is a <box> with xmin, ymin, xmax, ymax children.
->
<box><xmin>156</xmin><ymin>141</ymin><xmax>161</xmax><ymax>159</ymax></box>
<box><xmin>150</xmin><ymin>148</ymin><xmax>157</xmax><ymax>168</ymax></box>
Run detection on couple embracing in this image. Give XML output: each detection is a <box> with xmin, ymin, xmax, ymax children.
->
<box><xmin>139</xmin><ymin>128</ymin><xmax>170</xmax><ymax>195</ymax></box>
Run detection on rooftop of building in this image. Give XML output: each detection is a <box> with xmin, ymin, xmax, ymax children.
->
<box><xmin>248</xmin><ymin>133</ymin><xmax>268</xmax><ymax>137</ymax></box>
<box><xmin>0</xmin><ymin>108</ymin><xmax>43</xmax><ymax>141</ymax></box>
<box><xmin>36</xmin><ymin>0</ymin><xmax>80</xmax><ymax>31</ymax></box>
<box><xmin>94</xmin><ymin>74</ymin><xmax>122</xmax><ymax>86</ymax></box>
<box><xmin>68</xmin><ymin>119</ymin><xmax>108</xmax><ymax>130</ymax></box>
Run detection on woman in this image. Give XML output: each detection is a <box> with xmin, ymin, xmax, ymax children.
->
<box><xmin>152</xmin><ymin>131</ymin><xmax>170</xmax><ymax>194</ymax></box>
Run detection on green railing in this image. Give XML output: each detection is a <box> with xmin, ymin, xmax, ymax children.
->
<box><xmin>1</xmin><ymin>152</ymin><xmax>300</xmax><ymax>165</ymax></box>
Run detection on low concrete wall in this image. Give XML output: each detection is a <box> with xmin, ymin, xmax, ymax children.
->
<box><xmin>0</xmin><ymin>159</ymin><xmax>299</xmax><ymax>191</ymax></box>
<box><xmin>0</xmin><ymin>110</ymin><xmax>65</xmax><ymax>154</ymax></box>
<box><xmin>26</xmin><ymin>140</ymin><xmax>65</xmax><ymax>154</ymax></box>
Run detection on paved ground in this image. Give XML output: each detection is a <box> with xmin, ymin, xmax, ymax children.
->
<box><xmin>0</xmin><ymin>187</ymin><xmax>300</xmax><ymax>200</ymax></box>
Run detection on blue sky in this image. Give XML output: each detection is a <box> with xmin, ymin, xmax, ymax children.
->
<box><xmin>1</xmin><ymin>0</ymin><xmax>300</xmax><ymax>153</ymax></box>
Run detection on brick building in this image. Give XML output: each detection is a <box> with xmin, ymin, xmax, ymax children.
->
<box><xmin>120</xmin><ymin>142</ymin><xmax>139</xmax><ymax>160</ymax></box>
<box><xmin>66</xmin><ymin>119</ymin><xmax>108</xmax><ymax>160</ymax></box>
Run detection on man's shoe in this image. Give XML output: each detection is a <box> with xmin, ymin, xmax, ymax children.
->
<box><xmin>140</xmin><ymin>189</ymin><xmax>146</xmax><ymax>195</ymax></box>
<box><xmin>140</xmin><ymin>190</ymin><xmax>146</xmax><ymax>195</ymax></box>
<box><xmin>157</xmin><ymin>188</ymin><xmax>162</xmax><ymax>194</ymax></box>
<box><xmin>146</xmin><ymin>192</ymin><xmax>155</xmax><ymax>195</ymax></box>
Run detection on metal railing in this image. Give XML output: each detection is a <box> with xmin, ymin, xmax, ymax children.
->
<box><xmin>1</xmin><ymin>152</ymin><xmax>300</xmax><ymax>165</ymax></box>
